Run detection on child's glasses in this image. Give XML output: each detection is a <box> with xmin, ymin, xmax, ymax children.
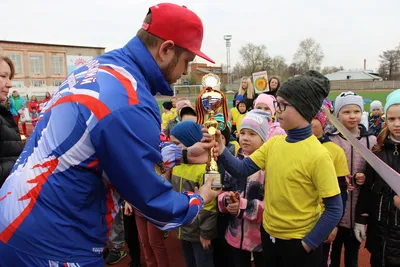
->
<box><xmin>273</xmin><ymin>101</ymin><xmax>292</xmax><ymax>112</ymax></box>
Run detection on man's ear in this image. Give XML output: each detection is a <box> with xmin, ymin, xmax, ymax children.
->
<box><xmin>158</xmin><ymin>40</ymin><xmax>176</xmax><ymax>62</ymax></box>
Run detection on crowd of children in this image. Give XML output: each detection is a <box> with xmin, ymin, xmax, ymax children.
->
<box><xmin>8</xmin><ymin>92</ymin><xmax>49</xmax><ymax>136</ymax></box>
<box><xmin>100</xmin><ymin>71</ymin><xmax>400</xmax><ymax>267</ymax></box>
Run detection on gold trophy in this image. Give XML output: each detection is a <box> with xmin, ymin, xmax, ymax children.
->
<box><xmin>196</xmin><ymin>73</ymin><xmax>229</xmax><ymax>189</ymax></box>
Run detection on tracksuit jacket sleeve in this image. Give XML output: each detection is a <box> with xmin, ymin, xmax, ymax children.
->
<box><xmin>91</xmin><ymin>106</ymin><xmax>203</xmax><ymax>230</ymax></box>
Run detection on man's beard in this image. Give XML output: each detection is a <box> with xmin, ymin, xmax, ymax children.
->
<box><xmin>161</xmin><ymin>55</ymin><xmax>179</xmax><ymax>85</ymax></box>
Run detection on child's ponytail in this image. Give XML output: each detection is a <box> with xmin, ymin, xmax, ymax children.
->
<box><xmin>373</xmin><ymin>125</ymin><xmax>390</xmax><ymax>153</ymax></box>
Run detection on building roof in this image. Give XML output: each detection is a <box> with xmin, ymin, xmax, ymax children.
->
<box><xmin>0</xmin><ymin>40</ymin><xmax>105</xmax><ymax>50</ymax></box>
<box><xmin>195</xmin><ymin>68</ymin><xmax>224</xmax><ymax>74</ymax></box>
<box><xmin>325</xmin><ymin>70</ymin><xmax>382</xmax><ymax>81</ymax></box>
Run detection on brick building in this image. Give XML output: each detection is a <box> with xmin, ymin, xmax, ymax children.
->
<box><xmin>0</xmin><ymin>40</ymin><xmax>105</xmax><ymax>97</ymax></box>
<box><xmin>188</xmin><ymin>63</ymin><xmax>228</xmax><ymax>85</ymax></box>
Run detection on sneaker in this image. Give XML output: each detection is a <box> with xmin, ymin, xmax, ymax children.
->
<box><xmin>164</xmin><ymin>231</ymin><xmax>169</xmax><ymax>239</ymax></box>
<box><xmin>105</xmin><ymin>249</ymin><xmax>127</xmax><ymax>265</ymax></box>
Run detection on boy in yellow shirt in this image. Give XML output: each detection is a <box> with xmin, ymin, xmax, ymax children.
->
<box><xmin>312</xmin><ymin>99</ymin><xmax>350</xmax><ymax>267</ymax></box>
<box><xmin>215</xmin><ymin>71</ymin><xmax>343</xmax><ymax>267</ymax></box>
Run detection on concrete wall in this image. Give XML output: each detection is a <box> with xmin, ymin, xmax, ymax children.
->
<box><xmin>330</xmin><ymin>80</ymin><xmax>400</xmax><ymax>90</ymax></box>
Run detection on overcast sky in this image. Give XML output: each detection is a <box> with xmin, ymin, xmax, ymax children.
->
<box><xmin>3</xmin><ymin>0</ymin><xmax>399</xmax><ymax>71</ymax></box>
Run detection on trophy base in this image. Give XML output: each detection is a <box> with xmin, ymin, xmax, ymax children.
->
<box><xmin>204</xmin><ymin>171</ymin><xmax>222</xmax><ymax>190</ymax></box>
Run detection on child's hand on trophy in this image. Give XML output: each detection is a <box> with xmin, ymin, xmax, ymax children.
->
<box><xmin>201</xmin><ymin>128</ymin><xmax>224</xmax><ymax>159</ymax></box>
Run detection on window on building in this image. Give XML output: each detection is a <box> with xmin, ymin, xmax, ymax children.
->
<box><xmin>7</xmin><ymin>53</ymin><xmax>23</xmax><ymax>74</ymax></box>
<box><xmin>11</xmin><ymin>81</ymin><xmax>24</xmax><ymax>88</ymax></box>
<box><xmin>32</xmin><ymin>80</ymin><xmax>46</xmax><ymax>87</ymax></box>
<box><xmin>52</xmin><ymin>80</ymin><xmax>63</xmax><ymax>87</ymax></box>
<box><xmin>30</xmin><ymin>55</ymin><xmax>45</xmax><ymax>74</ymax></box>
<box><xmin>51</xmin><ymin>55</ymin><xmax>65</xmax><ymax>75</ymax></box>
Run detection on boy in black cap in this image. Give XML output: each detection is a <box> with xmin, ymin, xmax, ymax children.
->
<box><xmin>214</xmin><ymin>71</ymin><xmax>343</xmax><ymax>267</ymax></box>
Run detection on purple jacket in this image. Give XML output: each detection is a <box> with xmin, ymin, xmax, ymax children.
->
<box><xmin>329</xmin><ymin>125</ymin><xmax>376</xmax><ymax>228</ymax></box>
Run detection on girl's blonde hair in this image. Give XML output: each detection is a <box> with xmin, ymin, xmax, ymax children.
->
<box><xmin>373</xmin><ymin>125</ymin><xmax>389</xmax><ymax>153</ymax></box>
<box><xmin>374</xmin><ymin>104</ymin><xmax>400</xmax><ymax>152</ymax></box>
<box><xmin>238</xmin><ymin>77</ymin><xmax>254</xmax><ymax>99</ymax></box>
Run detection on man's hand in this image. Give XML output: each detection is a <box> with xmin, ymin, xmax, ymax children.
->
<box><xmin>201</xmin><ymin>128</ymin><xmax>225</xmax><ymax>157</ymax></box>
<box><xmin>124</xmin><ymin>202</ymin><xmax>133</xmax><ymax>216</ymax></box>
<box><xmin>187</xmin><ymin>141</ymin><xmax>216</xmax><ymax>164</ymax></box>
<box><xmin>200</xmin><ymin>236</ymin><xmax>211</xmax><ymax>250</ymax></box>
<box><xmin>195</xmin><ymin>176</ymin><xmax>221</xmax><ymax>205</ymax></box>
<box><xmin>324</xmin><ymin>227</ymin><xmax>338</xmax><ymax>244</ymax></box>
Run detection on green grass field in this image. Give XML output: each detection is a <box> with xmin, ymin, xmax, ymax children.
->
<box><xmin>156</xmin><ymin>90</ymin><xmax>394</xmax><ymax>113</ymax></box>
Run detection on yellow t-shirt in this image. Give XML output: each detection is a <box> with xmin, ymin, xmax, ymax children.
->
<box><xmin>250</xmin><ymin>135</ymin><xmax>340</xmax><ymax>240</ymax></box>
<box><xmin>230</xmin><ymin>107</ymin><xmax>239</xmax><ymax>124</ymax></box>
<box><xmin>171</xmin><ymin>107</ymin><xmax>177</xmax><ymax>116</ymax></box>
<box><xmin>232</xmin><ymin>111</ymin><xmax>246</xmax><ymax>134</ymax></box>
<box><xmin>322</xmin><ymin>141</ymin><xmax>349</xmax><ymax>177</ymax></box>
<box><xmin>320</xmin><ymin>141</ymin><xmax>349</xmax><ymax>211</ymax></box>
<box><xmin>162</xmin><ymin>112</ymin><xmax>176</xmax><ymax>129</ymax></box>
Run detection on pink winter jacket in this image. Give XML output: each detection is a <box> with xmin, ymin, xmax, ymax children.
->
<box><xmin>266</xmin><ymin>121</ymin><xmax>286</xmax><ymax>140</ymax></box>
<box><xmin>218</xmin><ymin>152</ymin><xmax>264</xmax><ymax>252</ymax></box>
<box><xmin>329</xmin><ymin>125</ymin><xmax>376</xmax><ymax>229</ymax></box>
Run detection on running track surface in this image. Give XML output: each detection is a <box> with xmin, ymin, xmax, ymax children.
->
<box><xmin>21</xmin><ymin>124</ymin><xmax>372</xmax><ymax>267</ymax></box>
<box><xmin>107</xmin><ymin>231</ymin><xmax>371</xmax><ymax>267</ymax></box>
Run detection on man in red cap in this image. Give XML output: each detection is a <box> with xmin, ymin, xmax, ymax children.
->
<box><xmin>0</xmin><ymin>3</ymin><xmax>218</xmax><ymax>266</ymax></box>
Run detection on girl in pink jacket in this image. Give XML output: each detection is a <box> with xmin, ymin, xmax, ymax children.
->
<box><xmin>254</xmin><ymin>94</ymin><xmax>286</xmax><ymax>139</ymax></box>
<box><xmin>218</xmin><ymin>109</ymin><xmax>280</xmax><ymax>267</ymax></box>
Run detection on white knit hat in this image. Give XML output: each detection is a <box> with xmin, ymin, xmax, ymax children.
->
<box><xmin>240</xmin><ymin>110</ymin><xmax>271</xmax><ymax>142</ymax></box>
<box><xmin>370</xmin><ymin>100</ymin><xmax>383</xmax><ymax>112</ymax></box>
<box><xmin>335</xmin><ymin>91</ymin><xmax>364</xmax><ymax>115</ymax></box>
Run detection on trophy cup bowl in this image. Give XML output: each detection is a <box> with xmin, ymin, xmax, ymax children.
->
<box><xmin>201</xmin><ymin>92</ymin><xmax>223</xmax><ymax>113</ymax></box>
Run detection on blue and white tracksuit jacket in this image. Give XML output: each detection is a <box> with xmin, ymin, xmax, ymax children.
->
<box><xmin>0</xmin><ymin>36</ymin><xmax>202</xmax><ymax>266</ymax></box>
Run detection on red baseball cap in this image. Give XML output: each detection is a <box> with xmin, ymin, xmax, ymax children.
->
<box><xmin>142</xmin><ymin>3</ymin><xmax>215</xmax><ymax>64</ymax></box>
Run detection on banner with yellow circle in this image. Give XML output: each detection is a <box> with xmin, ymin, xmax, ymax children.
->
<box><xmin>252</xmin><ymin>71</ymin><xmax>269</xmax><ymax>94</ymax></box>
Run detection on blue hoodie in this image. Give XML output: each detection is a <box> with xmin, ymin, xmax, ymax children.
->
<box><xmin>0</xmin><ymin>36</ymin><xmax>202</xmax><ymax>262</ymax></box>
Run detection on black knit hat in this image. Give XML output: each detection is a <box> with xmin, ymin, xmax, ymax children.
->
<box><xmin>162</xmin><ymin>101</ymin><xmax>173</xmax><ymax>110</ymax></box>
<box><xmin>277</xmin><ymin>70</ymin><xmax>330</xmax><ymax>122</ymax></box>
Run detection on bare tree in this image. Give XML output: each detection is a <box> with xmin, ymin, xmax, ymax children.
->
<box><xmin>378</xmin><ymin>49</ymin><xmax>400</xmax><ymax>79</ymax></box>
<box><xmin>238</xmin><ymin>43</ymin><xmax>271</xmax><ymax>75</ymax></box>
<box><xmin>231</xmin><ymin>62</ymin><xmax>246</xmax><ymax>82</ymax></box>
<box><xmin>293</xmin><ymin>38</ymin><xmax>324</xmax><ymax>71</ymax></box>
<box><xmin>270</xmin><ymin>56</ymin><xmax>289</xmax><ymax>79</ymax></box>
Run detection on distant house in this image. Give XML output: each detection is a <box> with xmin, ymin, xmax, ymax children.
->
<box><xmin>325</xmin><ymin>70</ymin><xmax>382</xmax><ymax>82</ymax></box>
